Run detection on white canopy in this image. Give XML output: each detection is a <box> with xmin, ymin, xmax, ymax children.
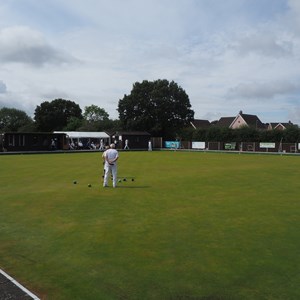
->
<box><xmin>54</xmin><ymin>131</ymin><xmax>110</xmax><ymax>139</ymax></box>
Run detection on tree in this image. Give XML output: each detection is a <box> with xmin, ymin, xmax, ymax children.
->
<box><xmin>83</xmin><ymin>105</ymin><xmax>109</xmax><ymax>122</ymax></box>
<box><xmin>34</xmin><ymin>99</ymin><xmax>82</xmax><ymax>131</ymax></box>
<box><xmin>63</xmin><ymin>116</ymin><xmax>83</xmax><ymax>131</ymax></box>
<box><xmin>78</xmin><ymin>105</ymin><xmax>111</xmax><ymax>131</ymax></box>
<box><xmin>0</xmin><ymin>107</ymin><xmax>33</xmax><ymax>132</ymax></box>
<box><xmin>118</xmin><ymin>79</ymin><xmax>194</xmax><ymax>138</ymax></box>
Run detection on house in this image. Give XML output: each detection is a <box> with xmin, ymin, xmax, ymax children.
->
<box><xmin>267</xmin><ymin>121</ymin><xmax>294</xmax><ymax>130</ymax></box>
<box><xmin>191</xmin><ymin>111</ymin><xmax>296</xmax><ymax>132</ymax></box>
<box><xmin>216</xmin><ymin>111</ymin><xmax>266</xmax><ymax>129</ymax></box>
<box><xmin>230</xmin><ymin>111</ymin><xmax>266</xmax><ymax>129</ymax></box>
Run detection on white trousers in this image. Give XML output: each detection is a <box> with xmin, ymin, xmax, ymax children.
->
<box><xmin>103</xmin><ymin>164</ymin><xmax>117</xmax><ymax>187</ymax></box>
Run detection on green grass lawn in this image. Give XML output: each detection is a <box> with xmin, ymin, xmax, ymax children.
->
<box><xmin>1</xmin><ymin>151</ymin><xmax>300</xmax><ymax>300</ymax></box>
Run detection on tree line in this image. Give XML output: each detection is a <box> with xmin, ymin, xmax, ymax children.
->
<box><xmin>1</xmin><ymin>78</ymin><xmax>300</xmax><ymax>142</ymax></box>
<box><xmin>0</xmin><ymin>101</ymin><xmax>121</xmax><ymax>134</ymax></box>
<box><xmin>0</xmin><ymin>79</ymin><xmax>194</xmax><ymax>139</ymax></box>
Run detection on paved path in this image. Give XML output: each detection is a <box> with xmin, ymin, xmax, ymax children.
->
<box><xmin>0</xmin><ymin>270</ymin><xmax>40</xmax><ymax>300</ymax></box>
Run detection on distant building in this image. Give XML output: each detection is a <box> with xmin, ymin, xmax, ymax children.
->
<box><xmin>229</xmin><ymin>111</ymin><xmax>266</xmax><ymax>129</ymax></box>
<box><xmin>267</xmin><ymin>121</ymin><xmax>294</xmax><ymax>130</ymax></box>
<box><xmin>190</xmin><ymin>119</ymin><xmax>211</xmax><ymax>129</ymax></box>
<box><xmin>191</xmin><ymin>111</ymin><xmax>295</xmax><ymax>131</ymax></box>
<box><xmin>216</xmin><ymin>111</ymin><xmax>265</xmax><ymax>129</ymax></box>
<box><xmin>112</xmin><ymin>131</ymin><xmax>151</xmax><ymax>149</ymax></box>
<box><xmin>215</xmin><ymin>117</ymin><xmax>235</xmax><ymax>128</ymax></box>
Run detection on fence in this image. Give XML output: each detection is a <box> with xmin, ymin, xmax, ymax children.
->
<box><xmin>188</xmin><ymin>141</ymin><xmax>299</xmax><ymax>153</ymax></box>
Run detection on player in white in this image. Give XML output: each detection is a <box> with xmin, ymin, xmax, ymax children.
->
<box><xmin>124</xmin><ymin>139</ymin><xmax>129</xmax><ymax>150</ymax></box>
<box><xmin>99</xmin><ymin>139</ymin><xmax>104</xmax><ymax>150</ymax></box>
<box><xmin>103</xmin><ymin>143</ymin><xmax>119</xmax><ymax>188</ymax></box>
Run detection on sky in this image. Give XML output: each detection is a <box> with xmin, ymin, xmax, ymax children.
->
<box><xmin>1</xmin><ymin>0</ymin><xmax>300</xmax><ymax>124</ymax></box>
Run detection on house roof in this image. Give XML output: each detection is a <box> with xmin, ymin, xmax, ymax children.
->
<box><xmin>113</xmin><ymin>131</ymin><xmax>151</xmax><ymax>136</ymax></box>
<box><xmin>268</xmin><ymin>123</ymin><xmax>278</xmax><ymax>128</ymax></box>
<box><xmin>190</xmin><ymin>119</ymin><xmax>211</xmax><ymax>129</ymax></box>
<box><xmin>274</xmin><ymin>122</ymin><xmax>294</xmax><ymax>129</ymax></box>
<box><xmin>237</xmin><ymin>113</ymin><xmax>266</xmax><ymax>129</ymax></box>
<box><xmin>216</xmin><ymin>117</ymin><xmax>235</xmax><ymax>127</ymax></box>
<box><xmin>215</xmin><ymin>111</ymin><xmax>267</xmax><ymax>129</ymax></box>
<box><xmin>267</xmin><ymin>121</ymin><xmax>294</xmax><ymax>129</ymax></box>
<box><xmin>280</xmin><ymin>122</ymin><xmax>293</xmax><ymax>127</ymax></box>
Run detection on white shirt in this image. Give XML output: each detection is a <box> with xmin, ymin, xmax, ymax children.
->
<box><xmin>104</xmin><ymin>148</ymin><xmax>118</xmax><ymax>166</ymax></box>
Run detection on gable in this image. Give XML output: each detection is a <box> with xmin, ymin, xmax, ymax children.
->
<box><xmin>274</xmin><ymin>124</ymin><xmax>285</xmax><ymax>130</ymax></box>
<box><xmin>230</xmin><ymin>115</ymin><xmax>247</xmax><ymax>129</ymax></box>
<box><xmin>229</xmin><ymin>112</ymin><xmax>266</xmax><ymax>129</ymax></box>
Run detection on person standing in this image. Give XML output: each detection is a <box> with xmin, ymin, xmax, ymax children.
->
<box><xmin>102</xmin><ymin>145</ymin><xmax>109</xmax><ymax>177</ymax></box>
<box><xmin>103</xmin><ymin>143</ymin><xmax>119</xmax><ymax>188</ymax></box>
<box><xmin>99</xmin><ymin>139</ymin><xmax>104</xmax><ymax>150</ymax></box>
<box><xmin>124</xmin><ymin>139</ymin><xmax>129</xmax><ymax>150</ymax></box>
<box><xmin>51</xmin><ymin>139</ymin><xmax>56</xmax><ymax>150</ymax></box>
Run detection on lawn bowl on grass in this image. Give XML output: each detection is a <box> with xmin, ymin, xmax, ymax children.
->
<box><xmin>1</xmin><ymin>151</ymin><xmax>300</xmax><ymax>300</ymax></box>
<box><xmin>117</xmin><ymin>176</ymin><xmax>135</xmax><ymax>183</ymax></box>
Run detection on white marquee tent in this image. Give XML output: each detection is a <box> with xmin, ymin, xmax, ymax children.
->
<box><xmin>54</xmin><ymin>131</ymin><xmax>110</xmax><ymax>149</ymax></box>
<box><xmin>54</xmin><ymin>131</ymin><xmax>110</xmax><ymax>139</ymax></box>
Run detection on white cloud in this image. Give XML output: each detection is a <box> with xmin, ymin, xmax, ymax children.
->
<box><xmin>288</xmin><ymin>105</ymin><xmax>300</xmax><ymax>124</ymax></box>
<box><xmin>228</xmin><ymin>80</ymin><xmax>300</xmax><ymax>99</ymax></box>
<box><xmin>0</xmin><ymin>80</ymin><xmax>7</xmax><ymax>93</ymax></box>
<box><xmin>230</xmin><ymin>31</ymin><xmax>293</xmax><ymax>58</ymax></box>
<box><xmin>0</xmin><ymin>26</ymin><xmax>77</xmax><ymax>66</ymax></box>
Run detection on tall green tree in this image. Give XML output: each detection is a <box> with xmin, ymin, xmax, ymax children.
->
<box><xmin>0</xmin><ymin>107</ymin><xmax>33</xmax><ymax>132</ymax></box>
<box><xmin>34</xmin><ymin>99</ymin><xmax>82</xmax><ymax>131</ymax></box>
<box><xmin>78</xmin><ymin>105</ymin><xmax>110</xmax><ymax>131</ymax></box>
<box><xmin>63</xmin><ymin>116</ymin><xmax>83</xmax><ymax>131</ymax></box>
<box><xmin>83</xmin><ymin>105</ymin><xmax>109</xmax><ymax>122</ymax></box>
<box><xmin>118</xmin><ymin>79</ymin><xmax>194</xmax><ymax>138</ymax></box>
